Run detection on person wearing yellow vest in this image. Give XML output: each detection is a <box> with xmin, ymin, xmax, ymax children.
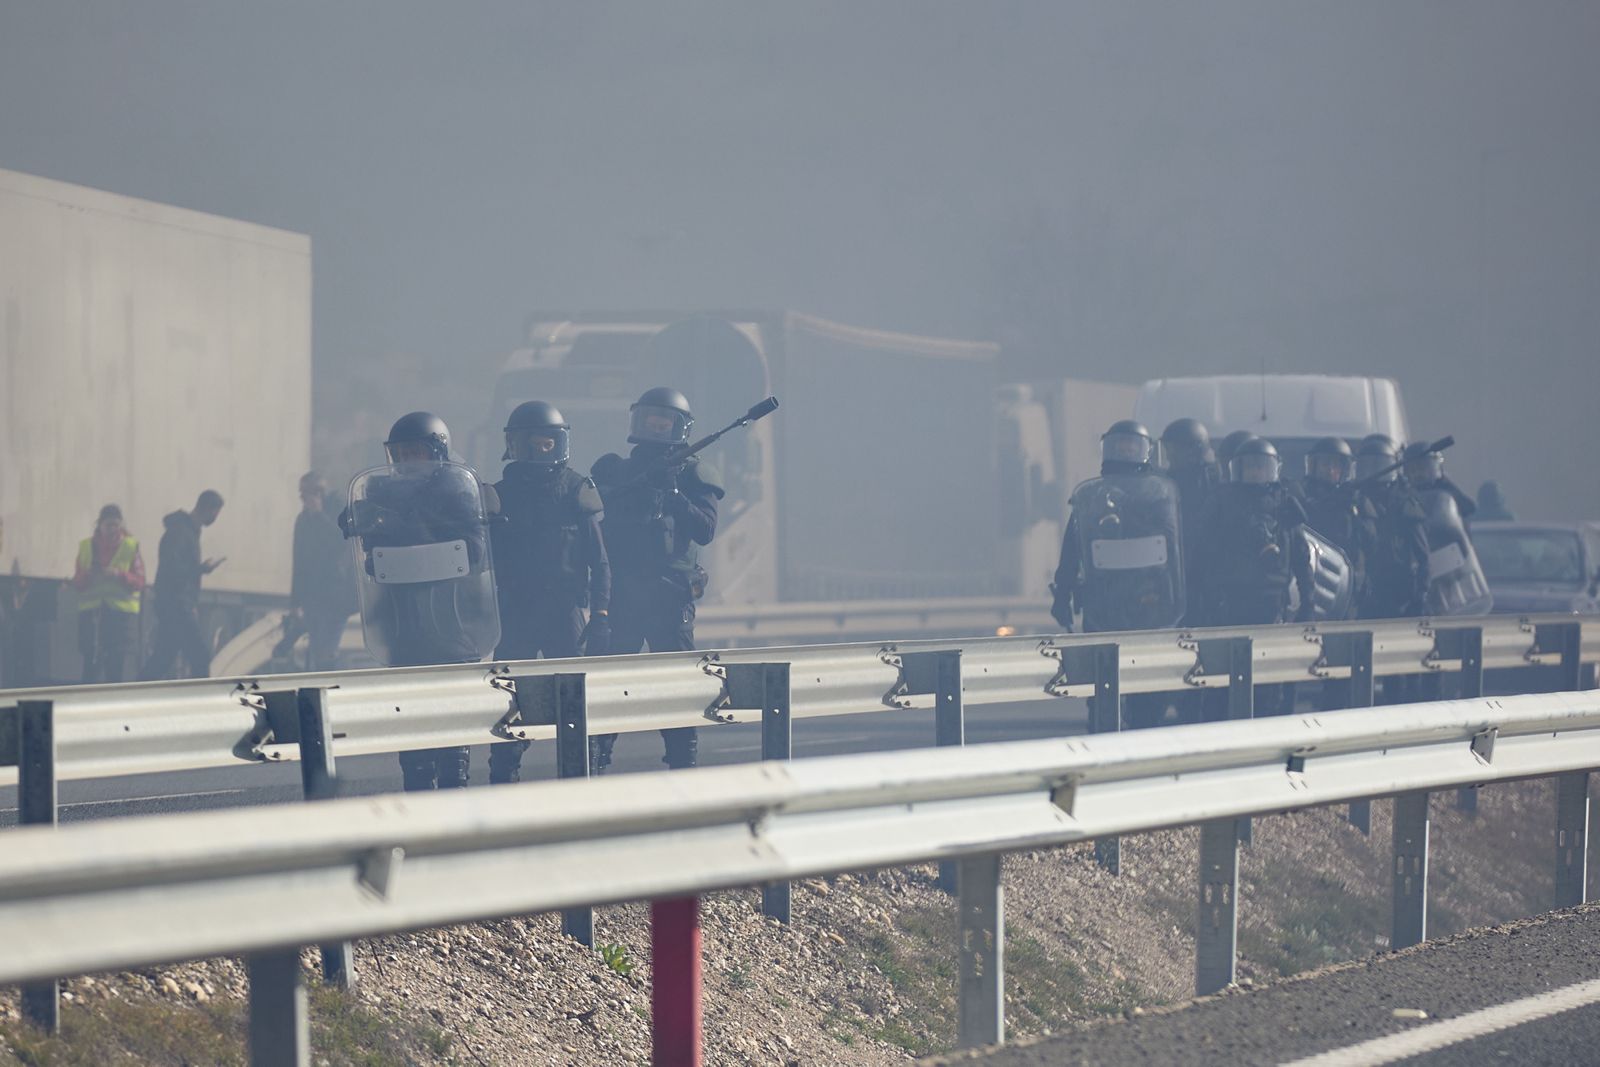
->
<box><xmin>70</xmin><ymin>504</ymin><xmax>147</xmax><ymax>683</ymax></box>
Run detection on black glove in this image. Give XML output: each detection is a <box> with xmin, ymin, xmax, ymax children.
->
<box><xmin>581</xmin><ymin>614</ymin><xmax>611</xmax><ymax>657</ymax></box>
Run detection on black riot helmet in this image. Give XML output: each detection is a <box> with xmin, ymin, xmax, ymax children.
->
<box><xmin>1101</xmin><ymin>419</ymin><xmax>1154</xmax><ymax>468</ymax></box>
<box><xmin>1229</xmin><ymin>436</ymin><xmax>1281</xmax><ymax>485</ymax></box>
<box><xmin>1356</xmin><ymin>433</ymin><xmax>1400</xmax><ymax>482</ymax></box>
<box><xmin>503</xmin><ymin>400</ymin><xmax>570</xmax><ymax>467</ymax></box>
<box><xmin>384</xmin><ymin>412</ymin><xmax>451</xmax><ymax>468</ymax></box>
<box><xmin>1217</xmin><ymin>430</ymin><xmax>1257</xmax><ymax>469</ymax></box>
<box><xmin>1304</xmin><ymin>436</ymin><xmax>1354</xmax><ymax>485</ymax></box>
<box><xmin>1402</xmin><ymin>441</ymin><xmax>1444</xmax><ymax>486</ymax></box>
<box><xmin>628</xmin><ymin>386</ymin><xmax>694</xmax><ymax>447</ymax></box>
<box><xmin>1160</xmin><ymin>418</ymin><xmax>1214</xmax><ymax>468</ymax></box>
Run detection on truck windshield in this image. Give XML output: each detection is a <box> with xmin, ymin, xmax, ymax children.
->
<box><xmin>1474</xmin><ymin>529</ymin><xmax>1585</xmax><ymax>585</ymax></box>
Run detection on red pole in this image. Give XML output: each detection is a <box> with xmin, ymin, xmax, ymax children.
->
<box><xmin>651</xmin><ymin>896</ymin><xmax>703</xmax><ymax>1067</ymax></box>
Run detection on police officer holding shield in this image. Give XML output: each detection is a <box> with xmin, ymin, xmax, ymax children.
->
<box><xmin>1402</xmin><ymin>440</ymin><xmax>1492</xmax><ymax>616</ymax></box>
<box><xmin>342</xmin><ymin>412</ymin><xmax>500</xmax><ymax>790</ymax></box>
<box><xmin>1353</xmin><ymin>434</ymin><xmax>1430</xmax><ymax>621</ymax></box>
<box><xmin>487</xmin><ymin>400</ymin><xmax>611</xmax><ymax>784</ymax></box>
<box><xmin>1052</xmin><ymin>420</ymin><xmax>1185</xmax><ymax>728</ymax></box>
<box><xmin>1296</xmin><ymin>437</ymin><xmax>1373</xmax><ymax>620</ymax></box>
<box><xmin>589</xmin><ymin>387</ymin><xmax>725</xmax><ymax>771</ymax></box>
<box><xmin>1159</xmin><ymin>418</ymin><xmax>1219</xmax><ymax>626</ymax></box>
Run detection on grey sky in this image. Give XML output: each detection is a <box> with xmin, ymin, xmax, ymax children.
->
<box><xmin>2</xmin><ymin>1</ymin><xmax>1596</xmax><ymax>515</ymax></box>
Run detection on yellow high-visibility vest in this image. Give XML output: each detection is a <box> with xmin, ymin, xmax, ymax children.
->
<box><xmin>75</xmin><ymin>536</ymin><xmax>141</xmax><ymax>614</ymax></box>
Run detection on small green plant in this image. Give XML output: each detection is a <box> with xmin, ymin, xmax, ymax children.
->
<box><xmin>599</xmin><ymin>942</ymin><xmax>635</xmax><ymax>977</ymax></box>
<box><xmin>727</xmin><ymin>964</ymin><xmax>751</xmax><ymax>990</ymax></box>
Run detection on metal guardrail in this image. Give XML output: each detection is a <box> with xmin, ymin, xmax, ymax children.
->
<box><xmin>1</xmin><ymin>614</ymin><xmax>1594</xmax><ymax>786</ymax></box>
<box><xmin>208</xmin><ymin>595</ymin><xmax>1059</xmax><ymax>677</ymax></box>
<box><xmin>0</xmin><ymin>690</ymin><xmax>1598</xmax><ymax>1065</ymax></box>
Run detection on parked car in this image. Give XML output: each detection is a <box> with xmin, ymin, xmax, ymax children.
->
<box><xmin>1472</xmin><ymin>521</ymin><xmax>1600</xmax><ymax>615</ymax></box>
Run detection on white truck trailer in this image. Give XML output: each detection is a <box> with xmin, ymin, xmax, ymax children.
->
<box><xmin>0</xmin><ymin>167</ymin><xmax>312</xmax><ymax>685</ymax></box>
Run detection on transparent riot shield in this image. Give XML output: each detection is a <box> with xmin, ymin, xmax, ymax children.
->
<box><xmin>1288</xmin><ymin>527</ymin><xmax>1355</xmax><ymax>621</ymax></box>
<box><xmin>1418</xmin><ymin>489</ymin><xmax>1493</xmax><ymax>616</ymax></box>
<box><xmin>346</xmin><ymin>461</ymin><xmax>501</xmax><ymax>666</ymax></box>
<box><xmin>1069</xmin><ymin>471</ymin><xmax>1186</xmax><ymax>631</ymax></box>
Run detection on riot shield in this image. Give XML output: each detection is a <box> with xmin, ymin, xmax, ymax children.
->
<box><xmin>1418</xmin><ymin>489</ymin><xmax>1493</xmax><ymax>616</ymax></box>
<box><xmin>1288</xmin><ymin>527</ymin><xmax>1355</xmax><ymax>621</ymax></box>
<box><xmin>1069</xmin><ymin>471</ymin><xmax>1185</xmax><ymax>631</ymax></box>
<box><xmin>346</xmin><ymin>461</ymin><xmax>501</xmax><ymax>666</ymax></box>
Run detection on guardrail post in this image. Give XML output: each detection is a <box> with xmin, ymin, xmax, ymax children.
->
<box><xmin>1555</xmin><ymin>772</ymin><xmax>1590</xmax><ymax>909</ymax></box>
<box><xmin>1455</xmin><ymin>628</ymin><xmax>1485</xmax><ymax>814</ymax></box>
<box><xmin>651</xmin><ymin>896</ymin><xmax>702</xmax><ymax>1067</ymax></box>
<box><xmin>294</xmin><ymin>688</ymin><xmax>354</xmax><ymax>991</ymax></box>
<box><xmin>530</xmin><ymin>673</ymin><xmax>595</xmax><ymax>947</ymax></box>
<box><xmin>1229</xmin><ymin>637</ymin><xmax>1254</xmax><ymax>844</ymax></box>
<box><xmin>936</xmin><ymin>651</ymin><xmax>964</xmax><ymax>894</ymax></box>
<box><xmin>1344</xmin><ymin>632</ymin><xmax>1374</xmax><ymax>835</ymax></box>
<box><xmin>759</xmin><ymin>663</ymin><xmax>792</xmax><ymax>923</ymax></box>
<box><xmin>1195</xmin><ymin>818</ymin><xmax>1239</xmax><ymax>995</ymax></box>
<box><xmin>1558</xmin><ymin>621</ymin><xmax>1584</xmax><ymax>692</ymax></box>
<box><xmin>247</xmin><ymin>949</ymin><xmax>310</xmax><ymax>1067</ymax></box>
<box><xmin>957</xmin><ymin>853</ymin><xmax>1004</xmax><ymax>1048</ymax></box>
<box><xmin>1391</xmin><ymin>791</ymin><xmax>1430</xmax><ymax>949</ymax></box>
<box><xmin>17</xmin><ymin>699</ymin><xmax>59</xmax><ymax>1033</ymax></box>
<box><xmin>1091</xmin><ymin>643</ymin><xmax>1122</xmax><ymax>874</ymax></box>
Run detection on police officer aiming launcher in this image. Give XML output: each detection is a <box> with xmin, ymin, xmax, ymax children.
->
<box><xmin>589</xmin><ymin>388</ymin><xmax>778</xmax><ymax>772</ymax></box>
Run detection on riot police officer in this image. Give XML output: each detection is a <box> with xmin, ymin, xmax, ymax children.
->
<box><xmin>1202</xmin><ymin>436</ymin><xmax>1316</xmax><ymax>626</ymax></box>
<box><xmin>488</xmin><ymin>401</ymin><xmax>612</xmax><ymax>784</ymax></box>
<box><xmin>1297</xmin><ymin>437</ymin><xmax>1373</xmax><ymax>617</ymax></box>
<box><xmin>1160</xmin><ymin>418</ymin><xmax>1218</xmax><ymax>625</ymax></box>
<box><xmin>1052</xmin><ymin>420</ymin><xmax>1185</xmax><ymax>728</ymax></box>
<box><xmin>589</xmin><ymin>387</ymin><xmax>724</xmax><ymax>771</ymax></box>
<box><xmin>342</xmin><ymin>412</ymin><xmax>499</xmax><ymax>791</ymax></box>
<box><xmin>1402</xmin><ymin>440</ymin><xmax>1493</xmax><ymax>616</ymax></box>
<box><xmin>1353</xmin><ymin>434</ymin><xmax>1429</xmax><ymax>620</ymax></box>
<box><xmin>1200</xmin><ymin>437</ymin><xmax>1316</xmax><ymax>715</ymax></box>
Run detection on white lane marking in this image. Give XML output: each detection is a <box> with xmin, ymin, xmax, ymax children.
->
<box><xmin>0</xmin><ymin>788</ymin><xmax>244</xmax><ymax>815</ymax></box>
<box><xmin>1280</xmin><ymin>976</ymin><xmax>1600</xmax><ymax>1066</ymax></box>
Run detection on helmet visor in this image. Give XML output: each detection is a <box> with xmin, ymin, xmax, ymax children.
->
<box><xmin>1404</xmin><ymin>452</ymin><xmax>1444</xmax><ymax>485</ymax></box>
<box><xmin>1355</xmin><ymin>452</ymin><xmax>1397</xmax><ymax>481</ymax></box>
<box><xmin>386</xmin><ymin>440</ymin><xmax>439</xmax><ymax>466</ymax></box>
<box><xmin>1307</xmin><ymin>453</ymin><xmax>1353</xmax><ymax>484</ymax></box>
<box><xmin>505</xmin><ymin>427</ymin><xmax>570</xmax><ymax>466</ymax></box>
<box><xmin>1102</xmin><ymin>431</ymin><xmax>1152</xmax><ymax>466</ymax></box>
<box><xmin>1231</xmin><ymin>453</ymin><xmax>1281</xmax><ymax>484</ymax></box>
<box><xmin>629</xmin><ymin>404</ymin><xmax>691</xmax><ymax>446</ymax></box>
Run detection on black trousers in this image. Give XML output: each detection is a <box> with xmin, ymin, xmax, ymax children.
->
<box><xmin>304</xmin><ymin>608</ymin><xmax>347</xmax><ymax>671</ymax></box>
<box><xmin>398</xmin><ymin>747</ymin><xmax>471</xmax><ymax>791</ymax></box>
<box><xmin>78</xmin><ymin>606</ymin><xmax>136</xmax><ymax>684</ymax></box>
<box><xmin>489</xmin><ymin>603</ymin><xmax>584</xmax><ymax>784</ymax></box>
<box><xmin>140</xmin><ymin>604</ymin><xmax>210</xmax><ymax>681</ymax></box>
<box><xmin>591</xmin><ymin>580</ymin><xmax>698</xmax><ymax>771</ymax></box>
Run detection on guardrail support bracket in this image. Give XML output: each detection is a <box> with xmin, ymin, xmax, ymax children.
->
<box><xmin>899</xmin><ymin>650</ymin><xmax>967</xmax><ymax>894</ymax></box>
<box><xmin>1090</xmin><ymin>644</ymin><xmax>1122</xmax><ymax>874</ymax></box>
<box><xmin>1555</xmin><ymin>772</ymin><xmax>1589</xmax><ymax>909</ymax></box>
<box><xmin>1391</xmin><ymin>791</ymin><xmax>1430</xmax><ymax>949</ymax></box>
<box><xmin>296</xmin><ymin>688</ymin><xmax>354</xmax><ymax>990</ymax></box>
<box><xmin>1196</xmin><ymin>818</ymin><xmax>1239</xmax><ymax>995</ymax></box>
<box><xmin>522</xmin><ymin>673</ymin><xmax>597</xmax><ymax>947</ymax></box>
<box><xmin>18</xmin><ymin>699</ymin><xmax>59</xmax><ymax>1033</ymax></box>
<box><xmin>957</xmin><ymin>853</ymin><xmax>1005</xmax><ymax>1049</ymax></box>
<box><xmin>248</xmin><ymin>949</ymin><xmax>310</xmax><ymax>1067</ymax></box>
<box><xmin>1340</xmin><ymin>633</ymin><xmax>1375</xmax><ymax>835</ymax></box>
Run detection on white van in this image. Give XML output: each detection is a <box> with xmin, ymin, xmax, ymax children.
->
<box><xmin>1134</xmin><ymin>375</ymin><xmax>1410</xmax><ymax>475</ymax></box>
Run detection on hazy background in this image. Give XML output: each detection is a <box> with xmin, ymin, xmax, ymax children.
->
<box><xmin>2</xmin><ymin>1</ymin><xmax>1596</xmax><ymax>518</ymax></box>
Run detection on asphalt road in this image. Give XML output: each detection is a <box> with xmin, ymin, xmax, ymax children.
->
<box><xmin>954</xmin><ymin>903</ymin><xmax>1600</xmax><ymax>1067</ymax></box>
<box><xmin>0</xmin><ymin>697</ymin><xmax>1089</xmax><ymax>825</ymax></box>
